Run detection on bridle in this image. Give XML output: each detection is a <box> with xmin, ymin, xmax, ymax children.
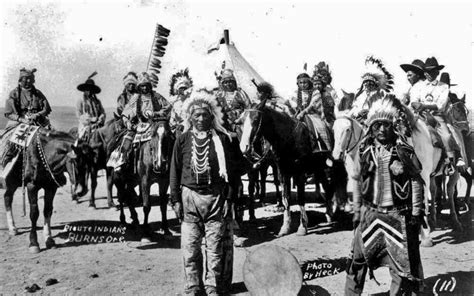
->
<box><xmin>244</xmin><ymin>109</ymin><xmax>267</xmax><ymax>165</ymax></box>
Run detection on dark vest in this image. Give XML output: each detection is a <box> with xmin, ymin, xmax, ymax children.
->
<box><xmin>359</xmin><ymin>140</ymin><xmax>422</xmax><ymax>209</ymax></box>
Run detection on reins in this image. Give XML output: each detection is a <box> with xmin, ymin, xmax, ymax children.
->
<box><xmin>36</xmin><ymin>133</ymin><xmax>62</xmax><ymax>187</ymax></box>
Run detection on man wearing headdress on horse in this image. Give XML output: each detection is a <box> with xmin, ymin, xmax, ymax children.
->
<box><xmin>350</xmin><ymin>56</ymin><xmax>394</xmax><ymax>123</ymax></box>
<box><xmin>345</xmin><ymin>94</ymin><xmax>424</xmax><ymax>296</ymax></box>
<box><xmin>290</xmin><ymin>69</ymin><xmax>333</xmax><ymax>152</ymax></box>
<box><xmin>313</xmin><ymin>61</ymin><xmax>338</xmax><ymax>127</ymax></box>
<box><xmin>118</xmin><ymin>72</ymin><xmax>171</xmax><ymax>170</ymax></box>
<box><xmin>117</xmin><ymin>71</ymin><xmax>138</xmax><ymax>116</ymax></box>
<box><xmin>1</xmin><ymin>68</ymin><xmax>52</xmax><ymax>171</ymax></box>
<box><xmin>410</xmin><ymin>57</ymin><xmax>464</xmax><ymax>170</ymax></box>
<box><xmin>170</xmin><ymin>88</ymin><xmax>243</xmax><ymax>296</ymax></box>
<box><xmin>76</xmin><ymin>72</ymin><xmax>106</xmax><ymax>142</ymax></box>
<box><xmin>169</xmin><ymin>68</ymin><xmax>193</xmax><ymax>137</ymax></box>
<box><xmin>215</xmin><ymin>67</ymin><xmax>251</xmax><ymax>136</ymax></box>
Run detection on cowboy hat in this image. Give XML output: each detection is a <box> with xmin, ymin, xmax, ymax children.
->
<box><xmin>439</xmin><ymin>72</ymin><xmax>457</xmax><ymax>87</ymax></box>
<box><xmin>423</xmin><ymin>57</ymin><xmax>444</xmax><ymax>71</ymax></box>
<box><xmin>77</xmin><ymin>71</ymin><xmax>101</xmax><ymax>94</ymax></box>
<box><xmin>400</xmin><ymin>59</ymin><xmax>425</xmax><ymax>76</ymax></box>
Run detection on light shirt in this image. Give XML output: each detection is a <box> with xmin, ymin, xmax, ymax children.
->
<box><xmin>416</xmin><ymin>79</ymin><xmax>450</xmax><ymax>113</ymax></box>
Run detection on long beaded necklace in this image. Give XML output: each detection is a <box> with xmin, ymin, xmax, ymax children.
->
<box><xmin>191</xmin><ymin>131</ymin><xmax>211</xmax><ymax>184</ymax></box>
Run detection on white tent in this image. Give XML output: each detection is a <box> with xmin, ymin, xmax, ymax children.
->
<box><xmin>207</xmin><ymin>30</ymin><xmax>275</xmax><ymax>101</ymax></box>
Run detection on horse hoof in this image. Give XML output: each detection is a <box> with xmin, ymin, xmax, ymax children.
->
<box><xmin>421</xmin><ymin>238</ymin><xmax>434</xmax><ymax>248</ymax></box>
<box><xmin>234</xmin><ymin>237</ymin><xmax>247</xmax><ymax>248</ymax></box>
<box><xmin>45</xmin><ymin>238</ymin><xmax>56</xmax><ymax>249</ymax></box>
<box><xmin>108</xmin><ymin>202</ymin><xmax>117</xmax><ymax>209</ymax></box>
<box><xmin>141</xmin><ymin>237</ymin><xmax>152</xmax><ymax>243</ymax></box>
<box><xmin>89</xmin><ymin>203</ymin><xmax>96</xmax><ymax>209</ymax></box>
<box><xmin>9</xmin><ymin>228</ymin><xmax>18</xmax><ymax>236</ymax></box>
<box><xmin>277</xmin><ymin>227</ymin><xmax>291</xmax><ymax>237</ymax></box>
<box><xmin>29</xmin><ymin>245</ymin><xmax>40</xmax><ymax>254</ymax></box>
<box><xmin>296</xmin><ymin>226</ymin><xmax>307</xmax><ymax>236</ymax></box>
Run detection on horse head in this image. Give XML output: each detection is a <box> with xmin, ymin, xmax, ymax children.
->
<box><xmin>239</xmin><ymin>100</ymin><xmax>266</xmax><ymax>158</ymax></box>
<box><xmin>150</xmin><ymin>119</ymin><xmax>173</xmax><ymax>172</ymax></box>
<box><xmin>36</xmin><ymin>130</ymin><xmax>77</xmax><ymax>188</ymax></box>
<box><xmin>337</xmin><ymin>90</ymin><xmax>355</xmax><ymax>112</ymax></box>
<box><xmin>332</xmin><ymin>115</ymin><xmax>364</xmax><ymax>161</ymax></box>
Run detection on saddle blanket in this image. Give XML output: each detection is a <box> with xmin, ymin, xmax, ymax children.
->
<box><xmin>106</xmin><ymin>150</ymin><xmax>125</xmax><ymax>169</ymax></box>
<box><xmin>9</xmin><ymin>124</ymin><xmax>39</xmax><ymax>147</ymax></box>
<box><xmin>133</xmin><ymin>122</ymin><xmax>152</xmax><ymax>144</ymax></box>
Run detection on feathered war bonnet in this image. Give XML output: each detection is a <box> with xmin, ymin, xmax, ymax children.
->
<box><xmin>181</xmin><ymin>88</ymin><xmax>229</xmax><ymax>137</ymax></box>
<box><xmin>361</xmin><ymin>56</ymin><xmax>394</xmax><ymax>92</ymax></box>
<box><xmin>313</xmin><ymin>61</ymin><xmax>332</xmax><ymax>84</ymax></box>
<box><xmin>169</xmin><ymin>68</ymin><xmax>193</xmax><ymax>96</ymax></box>
<box><xmin>365</xmin><ymin>94</ymin><xmax>403</xmax><ymax>128</ymax></box>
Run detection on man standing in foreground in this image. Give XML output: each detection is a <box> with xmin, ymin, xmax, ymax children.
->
<box><xmin>345</xmin><ymin>95</ymin><xmax>424</xmax><ymax>295</ymax></box>
<box><xmin>170</xmin><ymin>88</ymin><xmax>243</xmax><ymax>296</ymax></box>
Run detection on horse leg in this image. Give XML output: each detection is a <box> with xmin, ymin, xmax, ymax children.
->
<box><xmin>247</xmin><ymin>170</ymin><xmax>257</xmax><ymax>222</ymax></box>
<box><xmin>106</xmin><ymin>168</ymin><xmax>116</xmax><ymax>208</ymax></box>
<box><xmin>159</xmin><ymin>178</ymin><xmax>171</xmax><ymax>236</ymax></box>
<box><xmin>43</xmin><ymin>187</ymin><xmax>57</xmax><ymax>249</ymax></box>
<box><xmin>296</xmin><ymin>175</ymin><xmax>308</xmax><ymax>236</ymax></box>
<box><xmin>259</xmin><ymin>164</ymin><xmax>268</xmax><ymax>201</ymax></box>
<box><xmin>273</xmin><ymin>165</ymin><xmax>283</xmax><ymax>209</ymax></box>
<box><xmin>419</xmin><ymin>173</ymin><xmax>435</xmax><ymax>248</ymax></box>
<box><xmin>4</xmin><ymin>185</ymin><xmax>18</xmax><ymax>235</ymax></box>
<box><xmin>89</xmin><ymin>168</ymin><xmax>97</xmax><ymax>208</ymax></box>
<box><xmin>447</xmin><ymin>173</ymin><xmax>463</xmax><ymax>231</ymax></box>
<box><xmin>140</xmin><ymin>176</ymin><xmax>153</xmax><ymax>243</ymax></box>
<box><xmin>115</xmin><ymin>182</ymin><xmax>127</xmax><ymax>224</ymax></box>
<box><xmin>126</xmin><ymin>185</ymin><xmax>139</xmax><ymax>226</ymax></box>
<box><xmin>27</xmin><ymin>184</ymin><xmax>40</xmax><ymax>253</ymax></box>
<box><xmin>277</xmin><ymin>175</ymin><xmax>292</xmax><ymax>237</ymax></box>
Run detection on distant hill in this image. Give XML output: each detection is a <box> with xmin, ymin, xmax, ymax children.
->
<box><xmin>0</xmin><ymin>106</ymin><xmax>117</xmax><ymax>132</ymax></box>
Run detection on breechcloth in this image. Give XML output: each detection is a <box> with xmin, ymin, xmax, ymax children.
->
<box><xmin>345</xmin><ymin>205</ymin><xmax>423</xmax><ymax>295</ymax></box>
<box><xmin>181</xmin><ymin>186</ymin><xmax>226</xmax><ymax>293</ymax></box>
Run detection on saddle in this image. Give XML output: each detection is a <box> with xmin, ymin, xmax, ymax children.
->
<box><xmin>0</xmin><ymin>124</ymin><xmax>40</xmax><ymax>180</ymax></box>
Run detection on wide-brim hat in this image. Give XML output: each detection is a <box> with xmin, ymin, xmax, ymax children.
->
<box><xmin>77</xmin><ymin>79</ymin><xmax>101</xmax><ymax>94</ymax></box>
<box><xmin>424</xmin><ymin>57</ymin><xmax>444</xmax><ymax>71</ymax></box>
<box><xmin>439</xmin><ymin>72</ymin><xmax>457</xmax><ymax>87</ymax></box>
<box><xmin>400</xmin><ymin>59</ymin><xmax>425</xmax><ymax>75</ymax></box>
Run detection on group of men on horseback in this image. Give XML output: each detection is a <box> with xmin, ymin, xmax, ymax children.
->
<box><xmin>1</xmin><ymin>52</ymin><xmax>470</xmax><ymax>295</ymax></box>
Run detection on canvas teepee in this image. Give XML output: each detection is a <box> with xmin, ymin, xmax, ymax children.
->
<box><xmin>207</xmin><ymin>30</ymin><xmax>272</xmax><ymax>101</ymax></box>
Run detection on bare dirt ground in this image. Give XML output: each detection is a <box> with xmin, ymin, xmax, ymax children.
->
<box><xmin>0</xmin><ymin>174</ymin><xmax>473</xmax><ymax>295</ymax></box>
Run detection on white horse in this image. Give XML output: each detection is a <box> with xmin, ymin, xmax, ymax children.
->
<box><xmin>333</xmin><ymin>97</ymin><xmax>449</xmax><ymax>247</ymax></box>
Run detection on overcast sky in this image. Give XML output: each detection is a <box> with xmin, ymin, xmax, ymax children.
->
<box><xmin>0</xmin><ymin>0</ymin><xmax>472</xmax><ymax>108</ymax></box>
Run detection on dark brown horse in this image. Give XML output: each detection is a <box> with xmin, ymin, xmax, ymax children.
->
<box><xmin>245</xmin><ymin>137</ymin><xmax>282</xmax><ymax>220</ymax></box>
<box><xmin>72</xmin><ymin>118</ymin><xmax>120</xmax><ymax>208</ymax></box>
<box><xmin>137</xmin><ymin>120</ymin><xmax>174</xmax><ymax>242</ymax></box>
<box><xmin>4</xmin><ymin>129</ymin><xmax>76</xmax><ymax>253</ymax></box>
<box><xmin>100</xmin><ymin>117</ymin><xmax>140</xmax><ymax>227</ymax></box>
<box><xmin>240</xmin><ymin>101</ymin><xmax>336</xmax><ymax>236</ymax></box>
